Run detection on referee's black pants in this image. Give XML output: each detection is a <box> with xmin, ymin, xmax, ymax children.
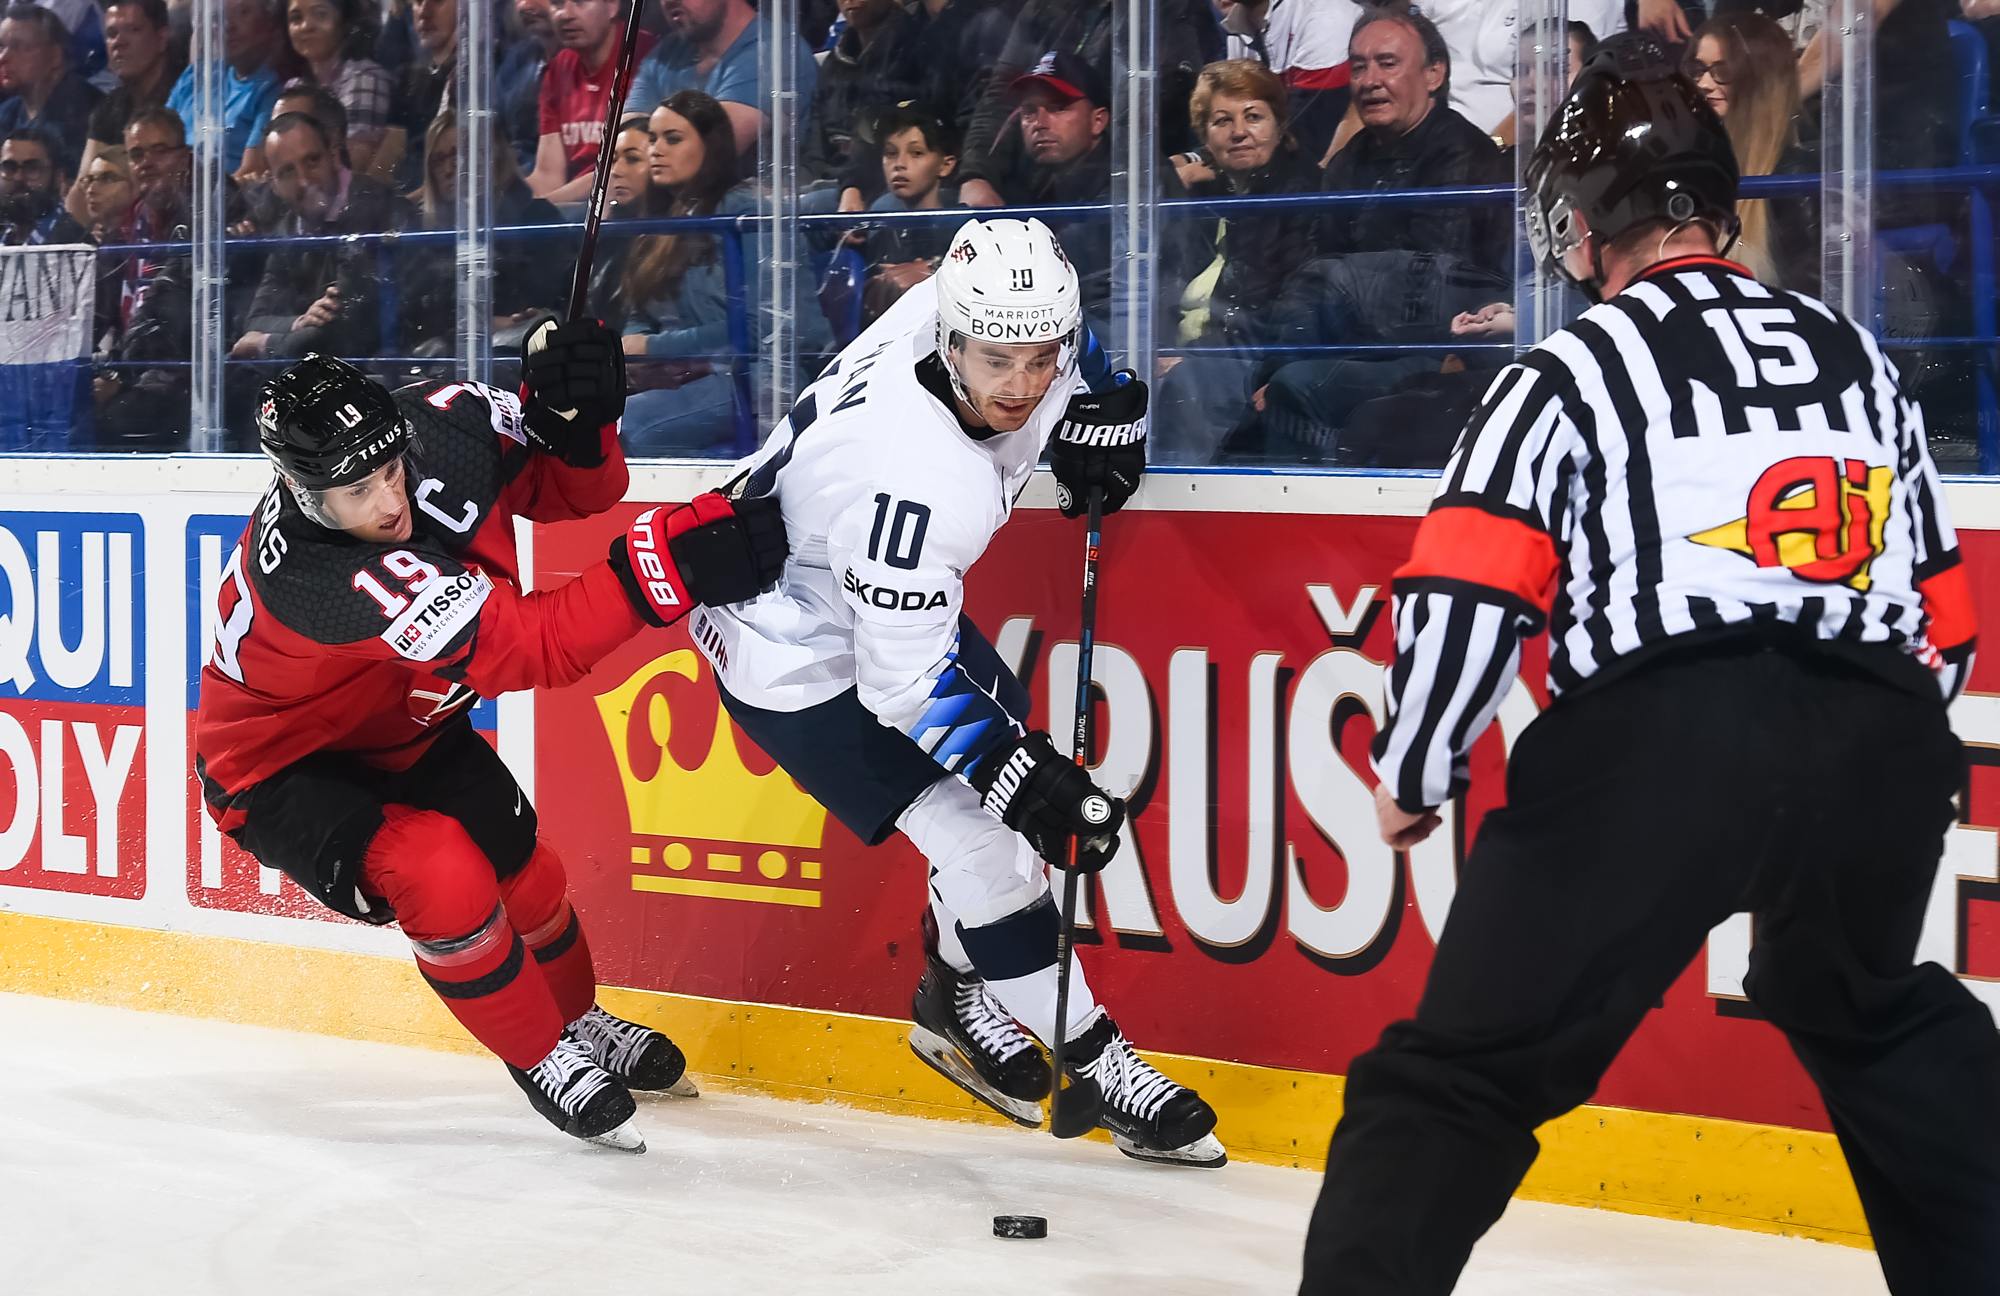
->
<box><xmin>1300</xmin><ymin>642</ymin><xmax>2000</xmax><ymax>1295</ymax></box>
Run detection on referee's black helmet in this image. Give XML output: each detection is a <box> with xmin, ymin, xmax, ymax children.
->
<box><xmin>1525</xmin><ymin>32</ymin><xmax>1740</xmax><ymax>298</ymax></box>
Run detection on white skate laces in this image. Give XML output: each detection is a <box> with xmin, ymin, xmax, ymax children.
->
<box><xmin>958</xmin><ymin>979</ymin><xmax>1036</xmax><ymax>1063</ymax></box>
<box><xmin>528</xmin><ymin>1037</ymin><xmax>618</xmax><ymax>1117</ymax></box>
<box><xmin>567</xmin><ymin>1005</ymin><xmax>654</xmax><ymax>1078</ymax></box>
<box><xmin>1079</xmin><ymin>1029</ymin><xmax>1183</xmax><ymax>1122</ymax></box>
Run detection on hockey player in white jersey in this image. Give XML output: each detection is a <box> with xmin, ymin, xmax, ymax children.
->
<box><xmin>689</xmin><ymin>217</ymin><xmax>1224</xmax><ymax>1166</ymax></box>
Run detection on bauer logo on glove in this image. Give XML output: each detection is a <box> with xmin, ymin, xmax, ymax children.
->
<box><xmin>1049</xmin><ymin>370</ymin><xmax>1148</xmax><ymax>519</ymax></box>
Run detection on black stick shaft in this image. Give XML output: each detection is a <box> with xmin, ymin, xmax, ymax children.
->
<box><xmin>1048</xmin><ymin>485</ymin><xmax>1103</xmax><ymax>1132</ymax></box>
<box><xmin>565</xmin><ymin>0</ymin><xmax>648</xmax><ymax>321</ymax></box>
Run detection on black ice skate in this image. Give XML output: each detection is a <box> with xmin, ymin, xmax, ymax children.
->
<box><xmin>507</xmin><ymin>1036</ymin><xmax>644</xmax><ymax>1152</ymax></box>
<box><xmin>1066</xmin><ymin>1014</ymin><xmax>1227</xmax><ymax>1168</ymax></box>
<box><xmin>908</xmin><ymin>955</ymin><xmax>1052</xmax><ymax>1129</ymax></box>
<box><xmin>565</xmin><ymin>1005</ymin><xmax>698</xmax><ymax>1096</ymax></box>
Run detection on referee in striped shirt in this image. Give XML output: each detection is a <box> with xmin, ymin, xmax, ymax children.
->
<box><xmin>1302</xmin><ymin>35</ymin><xmax>2000</xmax><ymax>1296</ymax></box>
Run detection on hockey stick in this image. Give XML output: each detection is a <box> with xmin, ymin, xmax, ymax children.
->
<box><xmin>1047</xmin><ymin>484</ymin><xmax>1104</xmax><ymax>1139</ymax></box>
<box><xmin>565</xmin><ymin>0</ymin><xmax>650</xmax><ymax>320</ymax></box>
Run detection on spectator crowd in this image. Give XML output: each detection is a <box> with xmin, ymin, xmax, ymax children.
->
<box><xmin>0</xmin><ymin>0</ymin><xmax>1976</xmax><ymax>463</ymax></box>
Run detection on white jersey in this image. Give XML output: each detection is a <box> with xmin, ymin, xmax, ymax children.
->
<box><xmin>693</xmin><ymin>280</ymin><xmax>1085</xmax><ymax>743</ymax></box>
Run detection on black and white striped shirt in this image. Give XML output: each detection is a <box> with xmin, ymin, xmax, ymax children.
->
<box><xmin>1374</xmin><ymin>256</ymin><xmax>1976</xmax><ymax>812</ymax></box>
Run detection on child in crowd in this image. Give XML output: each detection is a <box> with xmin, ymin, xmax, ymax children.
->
<box><xmin>859</xmin><ymin>103</ymin><xmax>959</xmax><ymax>323</ymax></box>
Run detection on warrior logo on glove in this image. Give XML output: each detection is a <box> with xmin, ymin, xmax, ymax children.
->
<box><xmin>1049</xmin><ymin>370</ymin><xmax>1148</xmax><ymax>519</ymax></box>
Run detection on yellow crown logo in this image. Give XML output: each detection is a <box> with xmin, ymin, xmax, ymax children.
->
<box><xmin>593</xmin><ymin>650</ymin><xmax>827</xmax><ymax>849</ymax></box>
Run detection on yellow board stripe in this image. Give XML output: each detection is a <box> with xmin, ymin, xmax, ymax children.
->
<box><xmin>630</xmin><ymin>875</ymin><xmax>822</xmax><ymax>907</ymax></box>
<box><xmin>0</xmin><ymin>910</ymin><xmax>1869</xmax><ymax>1248</ymax></box>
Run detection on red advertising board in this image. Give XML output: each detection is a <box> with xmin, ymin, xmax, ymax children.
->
<box><xmin>531</xmin><ymin>503</ymin><xmax>2000</xmax><ymax>1138</ymax></box>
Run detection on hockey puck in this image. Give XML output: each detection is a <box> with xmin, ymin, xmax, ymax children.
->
<box><xmin>993</xmin><ymin>1215</ymin><xmax>1047</xmax><ymax>1239</ymax></box>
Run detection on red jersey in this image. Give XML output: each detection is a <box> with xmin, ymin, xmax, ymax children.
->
<box><xmin>194</xmin><ymin>379</ymin><xmax>644</xmax><ymax>833</ymax></box>
<box><xmin>540</xmin><ymin>31</ymin><xmax>659</xmax><ymax>180</ymax></box>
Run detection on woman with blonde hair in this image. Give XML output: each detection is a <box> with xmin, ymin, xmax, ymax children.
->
<box><xmin>398</xmin><ymin>113</ymin><xmax>562</xmax><ymax>355</ymax></box>
<box><xmin>1157</xmin><ymin>57</ymin><xmax>1324</xmax><ymax>463</ymax></box>
<box><xmin>1684</xmin><ymin>12</ymin><xmax>1803</xmax><ymax>285</ymax></box>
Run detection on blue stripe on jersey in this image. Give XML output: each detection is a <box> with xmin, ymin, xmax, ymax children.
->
<box><xmin>903</xmin><ymin>628</ymin><xmax>1024</xmax><ymax>778</ymax></box>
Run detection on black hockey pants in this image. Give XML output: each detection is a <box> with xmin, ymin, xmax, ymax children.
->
<box><xmin>1300</xmin><ymin>639</ymin><xmax>2000</xmax><ymax>1296</ymax></box>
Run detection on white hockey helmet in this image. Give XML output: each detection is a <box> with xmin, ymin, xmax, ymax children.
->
<box><xmin>933</xmin><ymin>216</ymin><xmax>1082</xmax><ymax>404</ymax></box>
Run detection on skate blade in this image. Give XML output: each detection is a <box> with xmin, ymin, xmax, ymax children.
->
<box><xmin>663</xmin><ymin>1073</ymin><xmax>699</xmax><ymax>1098</ymax></box>
<box><xmin>584</xmin><ymin>1118</ymin><xmax>647</xmax><ymax>1153</ymax></box>
<box><xmin>908</xmin><ymin>1025</ymin><xmax>1045</xmax><ymax>1129</ymax></box>
<box><xmin>1111</xmin><ymin>1132</ymin><xmax>1227</xmax><ymax>1168</ymax></box>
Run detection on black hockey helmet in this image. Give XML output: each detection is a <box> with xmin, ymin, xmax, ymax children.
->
<box><xmin>1525</xmin><ymin>32</ymin><xmax>1740</xmax><ymax>300</ymax></box>
<box><xmin>258</xmin><ymin>353</ymin><xmax>408</xmax><ymax>491</ymax></box>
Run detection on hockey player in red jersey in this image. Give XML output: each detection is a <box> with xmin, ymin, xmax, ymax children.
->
<box><xmin>194</xmin><ymin>327</ymin><xmax>785</xmax><ymax>1151</ymax></box>
<box><xmin>1301</xmin><ymin>36</ymin><xmax>2000</xmax><ymax>1296</ymax></box>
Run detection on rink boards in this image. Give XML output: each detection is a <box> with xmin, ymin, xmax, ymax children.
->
<box><xmin>11</xmin><ymin>455</ymin><xmax>2000</xmax><ymax>1247</ymax></box>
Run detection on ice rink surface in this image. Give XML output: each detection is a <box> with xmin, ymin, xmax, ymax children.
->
<box><xmin>3</xmin><ymin>992</ymin><xmax>1889</xmax><ymax>1295</ymax></box>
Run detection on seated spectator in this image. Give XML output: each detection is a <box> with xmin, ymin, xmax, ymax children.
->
<box><xmin>1320</xmin><ymin>7</ymin><xmax>1503</xmax><ymax>262</ymax></box>
<box><xmin>283</xmin><ymin>0</ymin><xmax>393</xmax><ymax>175</ymax></box>
<box><xmin>94</xmin><ymin>103</ymin><xmax>244</xmax><ymax>449</ymax></box>
<box><xmin>1229</xmin><ymin>8</ymin><xmax>1509</xmax><ymax>466</ymax></box>
<box><xmin>166</xmin><ymin>0</ymin><xmax>285</xmax><ymax>178</ymax></box>
<box><xmin>1154</xmin><ymin>58</ymin><xmax>1324</xmax><ymax>464</ymax></box>
<box><xmin>1491</xmin><ymin>20</ymin><xmax>1597</xmax><ymax>149</ymax></box>
<box><xmin>857</xmin><ymin>101</ymin><xmax>959</xmax><ymax>324</ymax></box>
<box><xmin>226</xmin><ymin>79</ymin><xmax>343</xmax><ymax>232</ymax></box>
<box><xmin>67</xmin><ymin>0</ymin><xmax>180</xmax><ymax>221</ymax></box>
<box><xmin>402</xmin><ymin>113</ymin><xmax>563</xmax><ymax>354</ymax></box>
<box><xmin>801</xmin><ymin>0</ymin><xmax>923</xmax><ymax>190</ymax></box>
<box><xmin>583</xmin><ymin>117</ymin><xmax>652</xmax><ymax>327</ymax></box>
<box><xmin>497</xmin><ymin>0</ymin><xmax>559</xmax><ymax>173</ymax></box>
<box><xmin>619</xmin><ymin>0</ymin><xmax>817</xmax><ymax>170</ymax></box>
<box><xmin>0</xmin><ymin>124</ymin><xmax>84</xmax><ymax>240</ymax></box>
<box><xmin>0</xmin><ymin>4</ymin><xmax>104</xmax><ymax>182</ymax></box>
<box><xmin>81</xmin><ymin>145</ymin><xmax>132</xmax><ymax>347</ymax></box>
<box><xmin>528</xmin><ymin>0</ymin><xmax>654</xmax><ymax>209</ymax></box>
<box><xmin>615</xmin><ymin>88</ymin><xmax>749</xmax><ymax>455</ymax></box>
<box><xmin>974</xmin><ymin>51</ymin><xmax>1115</xmax><ymax>329</ymax></box>
<box><xmin>78</xmin><ymin>142</ymin><xmax>132</xmax><ymax>239</ymax></box>
<box><xmin>229</xmin><ymin>110</ymin><xmax>411</xmax><ymax>360</ymax></box>
<box><xmin>386</xmin><ymin>0</ymin><xmax>453</xmax><ymax>191</ymax></box>
<box><xmin>1686</xmin><ymin>12</ymin><xmax>1810</xmax><ymax>287</ymax></box>
<box><xmin>120</xmin><ymin>103</ymin><xmax>191</xmax><ymax>237</ymax></box>
<box><xmin>954</xmin><ymin>0</ymin><xmax>1210</xmax><ymax>208</ymax></box>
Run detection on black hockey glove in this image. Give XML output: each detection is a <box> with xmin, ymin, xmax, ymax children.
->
<box><xmin>521</xmin><ymin>318</ymin><xmax>627</xmax><ymax>467</ymax></box>
<box><xmin>968</xmin><ymin>731</ymin><xmax>1124</xmax><ymax>873</ymax></box>
<box><xmin>1048</xmin><ymin>370</ymin><xmax>1147</xmax><ymax>519</ymax></box>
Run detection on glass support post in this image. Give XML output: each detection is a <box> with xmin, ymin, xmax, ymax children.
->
<box><xmin>189</xmin><ymin>0</ymin><xmax>226</xmax><ymax>449</ymax></box>
<box><xmin>1110</xmin><ymin>0</ymin><xmax>1157</xmax><ymax>385</ymax></box>
<box><xmin>1821</xmin><ymin>4</ymin><xmax>1875</xmax><ymax>330</ymax></box>
<box><xmin>757</xmin><ymin>0</ymin><xmax>800</xmax><ymax>431</ymax></box>
<box><xmin>1515</xmin><ymin>0</ymin><xmax>1569</xmax><ymax>352</ymax></box>
<box><xmin>457</xmin><ymin>0</ymin><xmax>495</xmax><ymax>383</ymax></box>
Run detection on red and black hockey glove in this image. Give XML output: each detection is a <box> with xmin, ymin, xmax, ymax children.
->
<box><xmin>968</xmin><ymin>730</ymin><xmax>1124</xmax><ymax>873</ymax></box>
<box><xmin>521</xmin><ymin>318</ymin><xmax>626</xmax><ymax>467</ymax></box>
<box><xmin>1048</xmin><ymin>371</ymin><xmax>1147</xmax><ymax>519</ymax></box>
<box><xmin>608</xmin><ymin>491</ymin><xmax>789</xmax><ymax>627</ymax></box>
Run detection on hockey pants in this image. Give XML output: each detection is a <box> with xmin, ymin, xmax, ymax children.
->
<box><xmin>717</xmin><ymin>618</ymin><xmax>1101</xmax><ymax>1047</ymax></box>
<box><xmin>1300</xmin><ymin>641</ymin><xmax>2000</xmax><ymax>1296</ymax></box>
<box><xmin>232</xmin><ymin>719</ymin><xmax>598</xmax><ymax>1071</ymax></box>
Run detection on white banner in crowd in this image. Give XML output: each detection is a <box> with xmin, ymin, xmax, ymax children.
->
<box><xmin>0</xmin><ymin>245</ymin><xmax>95</xmax><ymax>450</ymax></box>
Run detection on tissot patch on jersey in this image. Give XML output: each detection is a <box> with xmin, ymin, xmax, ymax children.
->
<box><xmin>382</xmin><ymin>568</ymin><xmax>491</xmax><ymax>660</ymax></box>
<box><xmin>483</xmin><ymin>385</ymin><xmax>527</xmax><ymax>445</ymax></box>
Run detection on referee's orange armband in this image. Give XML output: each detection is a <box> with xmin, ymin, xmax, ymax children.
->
<box><xmin>1394</xmin><ymin>507</ymin><xmax>1560</xmax><ymax>614</ymax></box>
